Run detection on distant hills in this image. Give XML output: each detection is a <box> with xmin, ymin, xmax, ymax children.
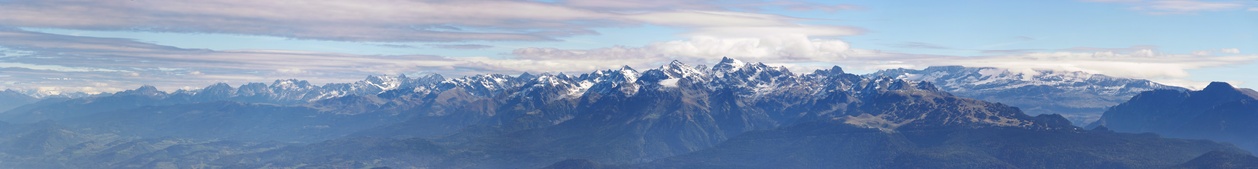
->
<box><xmin>0</xmin><ymin>58</ymin><xmax>1250</xmax><ymax>168</ymax></box>
<box><xmin>1090</xmin><ymin>82</ymin><xmax>1258</xmax><ymax>153</ymax></box>
<box><xmin>0</xmin><ymin>89</ymin><xmax>36</xmax><ymax>112</ymax></box>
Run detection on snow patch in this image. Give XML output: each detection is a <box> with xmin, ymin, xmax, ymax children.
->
<box><xmin>567</xmin><ymin>81</ymin><xmax>593</xmax><ymax>97</ymax></box>
<box><xmin>844</xmin><ymin>113</ymin><xmax>911</xmax><ymax>132</ymax></box>
<box><xmin>659</xmin><ymin>78</ymin><xmax>681</xmax><ymax>88</ymax></box>
<box><xmin>552</xmin><ymin>115</ymin><xmax>574</xmax><ymax>125</ymax></box>
<box><xmin>977</xmin><ymin>68</ymin><xmax>1007</xmax><ymax>77</ymax></box>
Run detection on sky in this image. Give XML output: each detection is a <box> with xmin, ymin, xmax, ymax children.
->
<box><xmin>0</xmin><ymin>0</ymin><xmax>1255</xmax><ymax>95</ymax></box>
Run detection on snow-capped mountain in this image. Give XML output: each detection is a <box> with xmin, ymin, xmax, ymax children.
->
<box><xmin>4</xmin><ymin>58</ymin><xmax>1249</xmax><ymax>169</ymax></box>
<box><xmin>4</xmin><ymin>60</ymin><xmax>1171</xmax><ymax>128</ymax></box>
<box><xmin>13</xmin><ymin>90</ymin><xmax>92</xmax><ymax>99</ymax></box>
<box><xmin>868</xmin><ymin>66</ymin><xmax>1185</xmax><ymax>125</ymax></box>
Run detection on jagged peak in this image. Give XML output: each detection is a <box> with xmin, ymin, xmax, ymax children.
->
<box><xmin>240</xmin><ymin>82</ymin><xmax>268</xmax><ymax>87</ymax></box>
<box><xmin>660</xmin><ymin>60</ymin><xmax>704</xmax><ymax>79</ymax></box>
<box><xmin>667</xmin><ymin>60</ymin><xmax>686</xmax><ymax>67</ymax></box>
<box><xmin>416</xmin><ymin>74</ymin><xmax>444</xmax><ymax>81</ymax></box>
<box><xmin>713</xmin><ymin>56</ymin><xmax>746</xmax><ymax>72</ymax></box>
<box><xmin>518</xmin><ymin>72</ymin><xmax>537</xmax><ymax>80</ymax></box>
<box><xmin>619</xmin><ymin>65</ymin><xmax>636</xmax><ymax>71</ymax></box>
<box><xmin>271</xmin><ymin>79</ymin><xmax>312</xmax><ymax>88</ymax></box>
<box><xmin>817</xmin><ymin>66</ymin><xmax>845</xmax><ymax>75</ymax></box>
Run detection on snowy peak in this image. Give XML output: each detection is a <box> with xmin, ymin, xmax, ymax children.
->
<box><xmin>270</xmin><ymin>79</ymin><xmax>314</xmax><ymax>90</ymax></box>
<box><xmin>580</xmin><ymin>67</ymin><xmax>642</xmax><ymax>96</ymax></box>
<box><xmin>660</xmin><ymin>60</ymin><xmax>704</xmax><ymax>79</ymax></box>
<box><xmin>713</xmin><ymin>57</ymin><xmax>746</xmax><ymax>72</ymax></box>
<box><xmin>360</xmin><ymin>75</ymin><xmax>402</xmax><ymax>92</ymax></box>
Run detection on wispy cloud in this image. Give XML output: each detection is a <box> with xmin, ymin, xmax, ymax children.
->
<box><xmin>890</xmin><ymin>42</ymin><xmax>952</xmax><ymax>50</ymax></box>
<box><xmin>1083</xmin><ymin>0</ymin><xmax>1247</xmax><ymax>14</ymax></box>
<box><xmin>0</xmin><ymin>0</ymin><xmax>621</xmax><ymax>42</ymax></box>
<box><xmin>1221</xmin><ymin>48</ymin><xmax>1242</xmax><ymax>54</ymax></box>
<box><xmin>0</xmin><ymin>0</ymin><xmax>859</xmax><ymax>43</ymax></box>
<box><xmin>427</xmin><ymin>44</ymin><xmax>494</xmax><ymax>50</ymax></box>
<box><xmin>0</xmin><ymin>28</ymin><xmax>469</xmax><ymax>92</ymax></box>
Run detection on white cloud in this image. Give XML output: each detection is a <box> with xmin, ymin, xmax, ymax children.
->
<box><xmin>510</xmin><ymin>35</ymin><xmax>851</xmax><ymax>68</ymax></box>
<box><xmin>1144</xmin><ymin>0</ymin><xmax>1244</xmax><ymax>13</ymax></box>
<box><xmin>626</xmin><ymin>11</ymin><xmax>792</xmax><ymax>27</ymax></box>
<box><xmin>1193</xmin><ymin>50</ymin><xmax>1212</xmax><ymax>56</ymax></box>
<box><xmin>1221</xmin><ymin>48</ymin><xmax>1241</xmax><ymax>54</ymax></box>
<box><xmin>276</xmin><ymin>68</ymin><xmax>307</xmax><ymax>74</ymax></box>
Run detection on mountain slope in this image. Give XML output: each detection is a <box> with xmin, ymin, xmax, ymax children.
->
<box><xmin>1172</xmin><ymin>151</ymin><xmax>1258</xmax><ymax>169</ymax></box>
<box><xmin>869</xmin><ymin>66</ymin><xmax>1184</xmax><ymax>125</ymax></box>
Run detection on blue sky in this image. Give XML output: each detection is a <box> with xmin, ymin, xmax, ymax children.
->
<box><xmin>0</xmin><ymin>0</ymin><xmax>1254</xmax><ymax>95</ymax></box>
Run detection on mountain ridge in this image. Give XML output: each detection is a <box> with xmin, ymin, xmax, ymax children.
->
<box><xmin>868</xmin><ymin>65</ymin><xmax>1186</xmax><ymax>125</ymax></box>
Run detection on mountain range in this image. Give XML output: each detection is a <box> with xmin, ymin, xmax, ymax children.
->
<box><xmin>0</xmin><ymin>58</ymin><xmax>1252</xmax><ymax>168</ymax></box>
<box><xmin>870</xmin><ymin>66</ymin><xmax>1184</xmax><ymax>125</ymax></box>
